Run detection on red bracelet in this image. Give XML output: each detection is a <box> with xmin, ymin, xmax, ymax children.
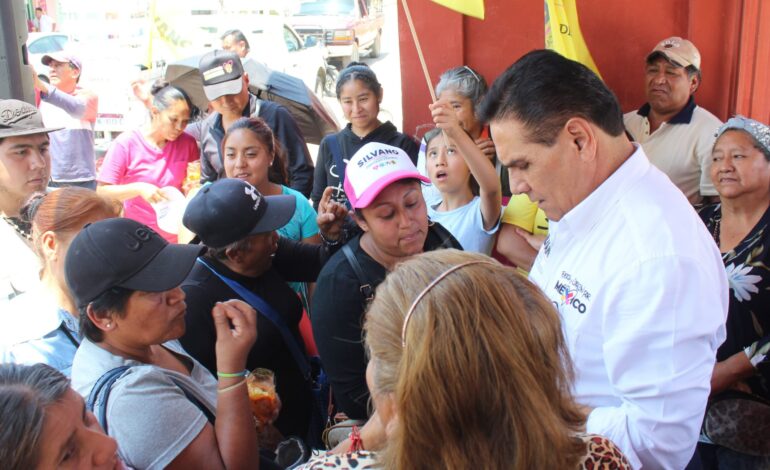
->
<box><xmin>348</xmin><ymin>425</ymin><xmax>364</xmax><ymax>452</ymax></box>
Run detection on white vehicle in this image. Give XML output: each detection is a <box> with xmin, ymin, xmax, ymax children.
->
<box><xmin>204</xmin><ymin>16</ymin><xmax>329</xmax><ymax>96</ymax></box>
<box><xmin>26</xmin><ymin>32</ymin><xmax>73</xmax><ymax>79</ymax></box>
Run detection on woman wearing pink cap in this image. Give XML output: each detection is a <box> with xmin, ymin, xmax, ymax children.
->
<box><xmin>311</xmin><ymin>142</ymin><xmax>461</xmax><ymax>446</ymax></box>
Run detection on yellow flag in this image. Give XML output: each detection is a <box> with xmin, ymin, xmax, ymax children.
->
<box><xmin>431</xmin><ymin>0</ymin><xmax>485</xmax><ymax>20</ymax></box>
<box><xmin>544</xmin><ymin>0</ymin><xmax>601</xmax><ymax>78</ymax></box>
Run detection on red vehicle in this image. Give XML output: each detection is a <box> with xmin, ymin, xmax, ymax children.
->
<box><xmin>292</xmin><ymin>0</ymin><xmax>384</xmax><ymax>68</ymax></box>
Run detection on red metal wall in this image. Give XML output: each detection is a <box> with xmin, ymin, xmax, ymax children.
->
<box><xmin>398</xmin><ymin>0</ymin><xmax>770</xmax><ymax>137</ymax></box>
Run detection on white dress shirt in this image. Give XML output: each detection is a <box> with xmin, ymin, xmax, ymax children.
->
<box><xmin>529</xmin><ymin>145</ymin><xmax>728</xmax><ymax>469</ymax></box>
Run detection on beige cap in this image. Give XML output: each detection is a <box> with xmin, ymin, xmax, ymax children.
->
<box><xmin>647</xmin><ymin>36</ymin><xmax>701</xmax><ymax>70</ymax></box>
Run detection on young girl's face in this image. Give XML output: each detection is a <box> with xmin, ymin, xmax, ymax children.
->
<box><xmin>223</xmin><ymin>128</ymin><xmax>273</xmax><ymax>189</ymax></box>
<box><xmin>339</xmin><ymin>78</ymin><xmax>380</xmax><ymax>132</ymax></box>
<box><xmin>426</xmin><ymin>134</ymin><xmax>471</xmax><ymax>194</ymax></box>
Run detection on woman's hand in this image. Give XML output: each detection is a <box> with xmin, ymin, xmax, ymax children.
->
<box><xmin>515</xmin><ymin>227</ymin><xmax>546</xmax><ymax>252</ymax></box>
<box><xmin>711</xmin><ymin>351</ymin><xmax>755</xmax><ymax>395</ymax></box>
<box><xmin>475</xmin><ymin>137</ymin><xmax>496</xmax><ymax>161</ymax></box>
<box><xmin>136</xmin><ymin>182</ymin><xmax>168</xmax><ymax>204</ymax></box>
<box><xmin>213</xmin><ymin>300</ymin><xmax>257</xmax><ymax>374</ymax></box>
<box><xmin>429</xmin><ymin>99</ymin><xmax>463</xmax><ymax>139</ymax></box>
<box><xmin>317</xmin><ymin>186</ymin><xmax>349</xmax><ymax>242</ymax></box>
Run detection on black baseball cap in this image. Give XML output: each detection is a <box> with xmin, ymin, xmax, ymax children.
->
<box><xmin>65</xmin><ymin>218</ymin><xmax>204</xmax><ymax>308</ymax></box>
<box><xmin>198</xmin><ymin>50</ymin><xmax>245</xmax><ymax>101</ymax></box>
<box><xmin>0</xmin><ymin>99</ymin><xmax>62</xmax><ymax>138</ymax></box>
<box><xmin>183</xmin><ymin>179</ymin><xmax>295</xmax><ymax>249</ymax></box>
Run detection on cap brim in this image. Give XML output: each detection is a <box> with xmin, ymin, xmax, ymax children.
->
<box><xmin>248</xmin><ymin>194</ymin><xmax>296</xmax><ymax>235</ymax></box>
<box><xmin>119</xmin><ymin>243</ymin><xmax>204</xmax><ymax>292</ymax></box>
<box><xmin>203</xmin><ymin>78</ymin><xmax>243</xmax><ymax>101</ymax></box>
<box><xmin>0</xmin><ymin>127</ymin><xmax>63</xmax><ymax>139</ymax></box>
<box><xmin>647</xmin><ymin>50</ymin><xmax>694</xmax><ymax>69</ymax></box>
<box><xmin>352</xmin><ymin>171</ymin><xmax>430</xmax><ymax>209</ymax></box>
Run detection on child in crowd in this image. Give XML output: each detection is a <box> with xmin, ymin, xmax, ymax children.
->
<box><xmin>424</xmin><ymin>101</ymin><xmax>502</xmax><ymax>254</ymax></box>
<box><xmin>310</xmin><ymin>62</ymin><xmax>418</xmax><ymax>208</ymax></box>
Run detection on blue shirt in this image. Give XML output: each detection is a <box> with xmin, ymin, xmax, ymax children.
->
<box><xmin>277</xmin><ymin>185</ymin><xmax>319</xmax><ymax>241</ymax></box>
<box><xmin>2</xmin><ymin>301</ymin><xmax>80</xmax><ymax>376</ymax></box>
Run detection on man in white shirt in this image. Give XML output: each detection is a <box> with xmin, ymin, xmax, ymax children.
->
<box><xmin>34</xmin><ymin>7</ymin><xmax>54</xmax><ymax>32</ymax></box>
<box><xmin>624</xmin><ymin>37</ymin><xmax>722</xmax><ymax>205</ymax></box>
<box><xmin>0</xmin><ymin>99</ymin><xmax>60</xmax><ymax>308</ymax></box>
<box><xmin>479</xmin><ymin>50</ymin><xmax>728</xmax><ymax>469</ymax></box>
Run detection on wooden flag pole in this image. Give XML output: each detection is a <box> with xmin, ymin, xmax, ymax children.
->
<box><xmin>400</xmin><ymin>0</ymin><xmax>437</xmax><ymax>102</ymax></box>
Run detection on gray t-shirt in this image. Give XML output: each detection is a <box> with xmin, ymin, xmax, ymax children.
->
<box><xmin>72</xmin><ymin>338</ymin><xmax>217</xmax><ymax>470</ymax></box>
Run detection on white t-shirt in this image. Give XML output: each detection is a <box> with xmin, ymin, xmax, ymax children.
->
<box><xmin>624</xmin><ymin>102</ymin><xmax>722</xmax><ymax>205</ymax></box>
<box><xmin>529</xmin><ymin>145</ymin><xmax>728</xmax><ymax>469</ymax></box>
<box><xmin>72</xmin><ymin>339</ymin><xmax>217</xmax><ymax>470</ymax></box>
<box><xmin>0</xmin><ymin>219</ymin><xmax>40</xmax><ymax>314</ymax></box>
<box><xmin>427</xmin><ymin>196</ymin><xmax>500</xmax><ymax>255</ymax></box>
<box><xmin>38</xmin><ymin>14</ymin><xmax>54</xmax><ymax>32</ymax></box>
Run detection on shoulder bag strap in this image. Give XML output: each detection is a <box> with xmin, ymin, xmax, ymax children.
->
<box><xmin>196</xmin><ymin>257</ymin><xmax>311</xmax><ymax>380</ymax></box>
<box><xmin>86</xmin><ymin>365</ymin><xmax>131</xmax><ymax>434</ymax></box>
<box><xmin>86</xmin><ymin>365</ymin><xmax>216</xmax><ymax>434</ymax></box>
<box><xmin>341</xmin><ymin>243</ymin><xmax>374</xmax><ymax>301</ymax></box>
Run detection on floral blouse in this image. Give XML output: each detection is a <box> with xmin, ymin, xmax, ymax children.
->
<box><xmin>700</xmin><ymin>203</ymin><xmax>770</xmax><ymax>400</ymax></box>
<box><xmin>297</xmin><ymin>434</ymin><xmax>630</xmax><ymax>469</ymax></box>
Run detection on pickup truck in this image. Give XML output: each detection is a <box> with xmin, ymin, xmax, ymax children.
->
<box><xmin>291</xmin><ymin>0</ymin><xmax>385</xmax><ymax>68</ymax></box>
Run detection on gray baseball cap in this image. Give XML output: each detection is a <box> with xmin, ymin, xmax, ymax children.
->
<box><xmin>0</xmin><ymin>100</ymin><xmax>62</xmax><ymax>139</ymax></box>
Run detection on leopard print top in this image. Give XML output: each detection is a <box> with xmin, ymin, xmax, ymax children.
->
<box><xmin>299</xmin><ymin>433</ymin><xmax>631</xmax><ymax>469</ymax></box>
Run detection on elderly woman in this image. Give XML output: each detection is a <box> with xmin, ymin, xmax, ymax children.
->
<box><xmin>2</xmin><ymin>188</ymin><xmax>119</xmax><ymax>375</ymax></box>
<box><xmin>697</xmin><ymin>116</ymin><xmax>770</xmax><ymax>468</ymax></box>
<box><xmin>302</xmin><ymin>250</ymin><xmax>630</xmax><ymax>469</ymax></box>
<box><xmin>0</xmin><ymin>363</ymin><xmax>126</xmax><ymax>470</ymax></box>
<box><xmin>311</xmin><ymin>142</ymin><xmax>461</xmax><ymax>424</ymax></box>
<box><xmin>66</xmin><ymin>218</ymin><xmax>263</xmax><ymax>470</ymax></box>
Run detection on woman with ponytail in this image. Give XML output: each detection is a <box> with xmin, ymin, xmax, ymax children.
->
<box><xmin>97</xmin><ymin>80</ymin><xmax>200</xmax><ymax>242</ymax></box>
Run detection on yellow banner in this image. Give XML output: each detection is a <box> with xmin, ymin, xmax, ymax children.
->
<box><xmin>544</xmin><ymin>0</ymin><xmax>601</xmax><ymax>78</ymax></box>
<box><xmin>431</xmin><ymin>0</ymin><xmax>485</xmax><ymax>20</ymax></box>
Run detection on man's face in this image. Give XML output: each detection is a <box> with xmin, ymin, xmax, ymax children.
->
<box><xmin>644</xmin><ymin>56</ymin><xmax>698</xmax><ymax>116</ymax></box>
<box><xmin>0</xmin><ymin>134</ymin><xmax>51</xmax><ymax>214</ymax></box>
<box><xmin>48</xmin><ymin>60</ymin><xmax>79</xmax><ymax>92</ymax></box>
<box><xmin>221</xmin><ymin>35</ymin><xmax>247</xmax><ymax>58</ymax></box>
<box><xmin>209</xmin><ymin>76</ymin><xmax>249</xmax><ymax>118</ymax></box>
<box><xmin>35</xmin><ymin>10</ymin><xmax>42</xmax><ymax>19</ymax></box>
<box><xmin>491</xmin><ymin>118</ymin><xmax>583</xmax><ymax>222</ymax></box>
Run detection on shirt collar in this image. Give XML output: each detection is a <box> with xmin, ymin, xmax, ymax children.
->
<box><xmin>57</xmin><ymin>308</ymin><xmax>80</xmax><ymax>336</ymax></box>
<box><xmin>636</xmin><ymin>96</ymin><xmax>697</xmax><ymax>124</ymax></box>
<box><xmin>558</xmin><ymin>144</ymin><xmax>650</xmax><ymax>237</ymax></box>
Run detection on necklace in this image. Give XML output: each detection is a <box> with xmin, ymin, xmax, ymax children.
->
<box><xmin>2</xmin><ymin>216</ymin><xmax>32</xmax><ymax>242</ymax></box>
<box><xmin>711</xmin><ymin>217</ymin><xmax>721</xmax><ymax>245</ymax></box>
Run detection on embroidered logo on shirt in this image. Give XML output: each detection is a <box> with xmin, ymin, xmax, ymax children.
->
<box><xmin>553</xmin><ymin>271</ymin><xmax>591</xmax><ymax>314</ymax></box>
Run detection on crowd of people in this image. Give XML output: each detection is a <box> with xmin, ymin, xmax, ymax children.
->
<box><xmin>1</xmin><ymin>31</ymin><xmax>769</xmax><ymax>470</ymax></box>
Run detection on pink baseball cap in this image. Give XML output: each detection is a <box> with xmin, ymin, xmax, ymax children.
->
<box><xmin>344</xmin><ymin>142</ymin><xmax>429</xmax><ymax>209</ymax></box>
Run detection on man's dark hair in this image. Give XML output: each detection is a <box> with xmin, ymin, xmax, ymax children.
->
<box><xmin>79</xmin><ymin>286</ymin><xmax>133</xmax><ymax>342</ymax></box>
<box><xmin>221</xmin><ymin>29</ymin><xmax>250</xmax><ymax>53</ymax></box>
<box><xmin>35</xmin><ymin>7</ymin><xmax>42</xmax><ymax>12</ymax></box>
<box><xmin>478</xmin><ymin>49</ymin><xmax>625</xmax><ymax>146</ymax></box>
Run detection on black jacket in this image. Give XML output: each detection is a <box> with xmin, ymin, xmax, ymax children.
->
<box><xmin>311</xmin><ymin>223</ymin><xmax>461</xmax><ymax>419</ymax></box>
<box><xmin>310</xmin><ymin>121</ymin><xmax>419</xmax><ymax>209</ymax></box>
<box><xmin>180</xmin><ymin>238</ymin><xmax>330</xmax><ymax>438</ymax></box>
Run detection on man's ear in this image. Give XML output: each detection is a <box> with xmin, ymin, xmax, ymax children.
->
<box><xmin>225</xmin><ymin>245</ymin><xmax>242</xmax><ymax>264</ymax></box>
<box><xmin>564</xmin><ymin>117</ymin><xmax>597</xmax><ymax>162</ymax></box>
<box><xmin>689</xmin><ymin>74</ymin><xmax>700</xmax><ymax>95</ymax></box>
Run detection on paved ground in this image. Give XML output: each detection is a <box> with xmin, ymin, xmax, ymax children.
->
<box><xmin>311</xmin><ymin>0</ymin><xmax>404</xmax><ymax>164</ymax></box>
